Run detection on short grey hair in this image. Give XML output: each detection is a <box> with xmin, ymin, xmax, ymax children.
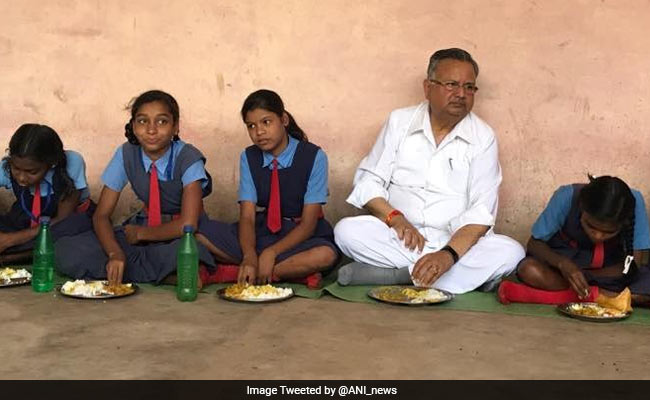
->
<box><xmin>427</xmin><ymin>48</ymin><xmax>479</xmax><ymax>80</ymax></box>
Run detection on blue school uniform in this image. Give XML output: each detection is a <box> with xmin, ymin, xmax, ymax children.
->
<box><xmin>55</xmin><ymin>140</ymin><xmax>217</xmax><ymax>283</ymax></box>
<box><xmin>0</xmin><ymin>150</ymin><xmax>94</xmax><ymax>252</ymax></box>
<box><xmin>529</xmin><ymin>183</ymin><xmax>650</xmax><ymax>293</ymax></box>
<box><xmin>202</xmin><ymin>136</ymin><xmax>340</xmax><ymax>267</ymax></box>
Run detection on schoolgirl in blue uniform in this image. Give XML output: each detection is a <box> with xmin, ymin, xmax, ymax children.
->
<box><xmin>0</xmin><ymin>124</ymin><xmax>94</xmax><ymax>263</ymax></box>
<box><xmin>499</xmin><ymin>175</ymin><xmax>650</xmax><ymax>305</ymax></box>
<box><xmin>202</xmin><ymin>89</ymin><xmax>340</xmax><ymax>288</ymax></box>
<box><xmin>55</xmin><ymin>90</ymin><xmax>217</xmax><ymax>286</ymax></box>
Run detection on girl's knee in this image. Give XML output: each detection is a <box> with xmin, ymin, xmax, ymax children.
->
<box><xmin>517</xmin><ymin>257</ymin><xmax>545</xmax><ymax>284</ymax></box>
<box><xmin>314</xmin><ymin>246</ymin><xmax>338</xmax><ymax>267</ymax></box>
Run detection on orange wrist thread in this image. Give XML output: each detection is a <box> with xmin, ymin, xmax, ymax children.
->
<box><xmin>385</xmin><ymin>209</ymin><xmax>403</xmax><ymax>226</ymax></box>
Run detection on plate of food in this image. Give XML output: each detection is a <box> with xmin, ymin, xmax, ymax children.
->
<box><xmin>367</xmin><ymin>286</ymin><xmax>453</xmax><ymax>305</ymax></box>
<box><xmin>60</xmin><ymin>280</ymin><xmax>137</xmax><ymax>299</ymax></box>
<box><xmin>0</xmin><ymin>267</ymin><xmax>32</xmax><ymax>288</ymax></box>
<box><xmin>217</xmin><ymin>284</ymin><xmax>294</xmax><ymax>303</ymax></box>
<box><xmin>557</xmin><ymin>302</ymin><xmax>631</xmax><ymax>322</ymax></box>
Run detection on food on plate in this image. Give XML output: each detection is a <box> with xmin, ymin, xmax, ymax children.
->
<box><xmin>596</xmin><ymin>287</ymin><xmax>632</xmax><ymax>313</ymax></box>
<box><xmin>0</xmin><ymin>267</ymin><xmax>31</xmax><ymax>284</ymax></box>
<box><xmin>375</xmin><ymin>286</ymin><xmax>448</xmax><ymax>303</ymax></box>
<box><xmin>567</xmin><ymin>303</ymin><xmax>627</xmax><ymax>318</ymax></box>
<box><xmin>224</xmin><ymin>283</ymin><xmax>292</xmax><ymax>300</ymax></box>
<box><xmin>61</xmin><ymin>280</ymin><xmax>134</xmax><ymax>297</ymax></box>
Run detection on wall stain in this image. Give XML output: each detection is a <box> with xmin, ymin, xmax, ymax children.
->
<box><xmin>0</xmin><ymin>36</ymin><xmax>11</xmax><ymax>56</ymax></box>
<box><xmin>462</xmin><ymin>39</ymin><xmax>478</xmax><ymax>49</ymax></box>
<box><xmin>573</xmin><ymin>97</ymin><xmax>590</xmax><ymax>117</ymax></box>
<box><xmin>51</xmin><ymin>28</ymin><xmax>102</xmax><ymax>38</ymax></box>
<box><xmin>216</xmin><ymin>73</ymin><xmax>225</xmax><ymax>96</ymax></box>
<box><xmin>23</xmin><ymin>101</ymin><xmax>41</xmax><ymax>115</ymax></box>
<box><xmin>53</xmin><ymin>87</ymin><xmax>68</xmax><ymax>103</ymax></box>
<box><xmin>539</xmin><ymin>65</ymin><xmax>556</xmax><ymax>77</ymax></box>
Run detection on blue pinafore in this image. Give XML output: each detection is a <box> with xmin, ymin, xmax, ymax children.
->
<box><xmin>55</xmin><ymin>142</ymin><xmax>216</xmax><ymax>283</ymax></box>
<box><xmin>201</xmin><ymin>141</ymin><xmax>340</xmax><ymax>266</ymax></box>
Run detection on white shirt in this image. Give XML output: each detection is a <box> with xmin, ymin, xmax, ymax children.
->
<box><xmin>346</xmin><ymin>102</ymin><xmax>502</xmax><ymax>248</ymax></box>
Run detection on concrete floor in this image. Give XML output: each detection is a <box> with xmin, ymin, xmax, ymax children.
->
<box><xmin>2</xmin><ymin>285</ymin><xmax>650</xmax><ymax>380</ymax></box>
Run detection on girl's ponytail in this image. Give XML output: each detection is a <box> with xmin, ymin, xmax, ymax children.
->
<box><xmin>52</xmin><ymin>151</ymin><xmax>75</xmax><ymax>199</ymax></box>
<box><xmin>124</xmin><ymin>120</ymin><xmax>138</xmax><ymax>144</ymax></box>
<box><xmin>284</xmin><ymin>111</ymin><xmax>308</xmax><ymax>142</ymax></box>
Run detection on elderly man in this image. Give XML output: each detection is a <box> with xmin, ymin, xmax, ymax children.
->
<box><xmin>334</xmin><ymin>48</ymin><xmax>524</xmax><ymax>293</ymax></box>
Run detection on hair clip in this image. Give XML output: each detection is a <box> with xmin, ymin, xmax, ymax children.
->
<box><xmin>623</xmin><ymin>255</ymin><xmax>634</xmax><ymax>274</ymax></box>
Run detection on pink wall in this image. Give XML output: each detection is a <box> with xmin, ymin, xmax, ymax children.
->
<box><xmin>1</xmin><ymin>0</ymin><xmax>649</xmax><ymax>243</ymax></box>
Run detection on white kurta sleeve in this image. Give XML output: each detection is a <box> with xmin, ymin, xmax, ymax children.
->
<box><xmin>346</xmin><ymin>112</ymin><xmax>403</xmax><ymax>209</ymax></box>
<box><xmin>448</xmin><ymin>133</ymin><xmax>502</xmax><ymax>233</ymax></box>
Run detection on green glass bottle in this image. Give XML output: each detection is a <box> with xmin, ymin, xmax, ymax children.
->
<box><xmin>32</xmin><ymin>216</ymin><xmax>55</xmax><ymax>292</ymax></box>
<box><xmin>176</xmin><ymin>225</ymin><xmax>198</xmax><ymax>302</ymax></box>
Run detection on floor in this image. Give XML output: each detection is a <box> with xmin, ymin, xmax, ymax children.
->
<box><xmin>2</xmin><ymin>285</ymin><xmax>650</xmax><ymax>379</ymax></box>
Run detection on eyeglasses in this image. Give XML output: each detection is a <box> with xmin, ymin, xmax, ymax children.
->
<box><xmin>429</xmin><ymin>79</ymin><xmax>479</xmax><ymax>94</ymax></box>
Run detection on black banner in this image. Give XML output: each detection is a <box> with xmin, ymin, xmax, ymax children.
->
<box><xmin>2</xmin><ymin>380</ymin><xmax>648</xmax><ymax>400</ymax></box>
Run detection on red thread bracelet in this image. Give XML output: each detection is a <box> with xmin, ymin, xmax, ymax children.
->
<box><xmin>384</xmin><ymin>209</ymin><xmax>403</xmax><ymax>226</ymax></box>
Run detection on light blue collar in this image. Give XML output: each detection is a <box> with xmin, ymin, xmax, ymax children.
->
<box><xmin>261</xmin><ymin>136</ymin><xmax>297</xmax><ymax>169</ymax></box>
<box><xmin>140</xmin><ymin>141</ymin><xmax>175</xmax><ymax>179</ymax></box>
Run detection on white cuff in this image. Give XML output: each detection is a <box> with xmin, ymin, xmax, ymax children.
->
<box><xmin>346</xmin><ymin>178</ymin><xmax>389</xmax><ymax>209</ymax></box>
<box><xmin>448</xmin><ymin>204</ymin><xmax>495</xmax><ymax>234</ymax></box>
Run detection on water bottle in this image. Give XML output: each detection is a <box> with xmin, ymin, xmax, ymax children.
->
<box><xmin>176</xmin><ymin>225</ymin><xmax>198</xmax><ymax>301</ymax></box>
<box><xmin>32</xmin><ymin>216</ymin><xmax>55</xmax><ymax>292</ymax></box>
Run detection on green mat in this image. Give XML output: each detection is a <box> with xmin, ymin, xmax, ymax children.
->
<box><xmin>40</xmin><ymin>269</ymin><xmax>650</xmax><ymax>326</ymax></box>
<box><xmin>322</xmin><ymin>282</ymin><xmax>650</xmax><ymax>326</ymax></box>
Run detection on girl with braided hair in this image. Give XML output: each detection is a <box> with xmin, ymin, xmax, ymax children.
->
<box><xmin>0</xmin><ymin>124</ymin><xmax>94</xmax><ymax>263</ymax></box>
<box><xmin>499</xmin><ymin>175</ymin><xmax>650</xmax><ymax>305</ymax></box>
<box><xmin>55</xmin><ymin>90</ymin><xmax>219</xmax><ymax>286</ymax></box>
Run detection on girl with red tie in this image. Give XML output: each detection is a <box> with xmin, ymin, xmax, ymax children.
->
<box><xmin>498</xmin><ymin>175</ymin><xmax>650</xmax><ymax>306</ymax></box>
<box><xmin>0</xmin><ymin>124</ymin><xmax>94</xmax><ymax>263</ymax></box>
<box><xmin>55</xmin><ymin>90</ymin><xmax>217</xmax><ymax>286</ymax></box>
<box><xmin>200</xmin><ymin>89</ymin><xmax>340</xmax><ymax>288</ymax></box>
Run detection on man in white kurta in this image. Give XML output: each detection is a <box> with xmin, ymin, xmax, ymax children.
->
<box><xmin>334</xmin><ymin>48</ymin><xmax>524</xmax><ymax>294</ymax></box>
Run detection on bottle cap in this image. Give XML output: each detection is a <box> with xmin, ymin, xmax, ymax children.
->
<box><xmin>182</xmin><ymin>225</ymin><xmax>194</xmax><ymax>233</ymax></box>
<box><xmin>39</xmin><ymin>216</ymin><xmax>51</xmax><ymax>225</ymax></box>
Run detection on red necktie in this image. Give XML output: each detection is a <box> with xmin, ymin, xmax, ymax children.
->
<box><xmin>591</xmin><ymin>242</ymin><xmax>604</xmax><ymax>269</ymax></box>
<box><xmin>148</xmin><ymin>163</ymin><xmax>162</xmax><ymax>227</ymax></box>
<box><xmin>30</xmin><ymin>184</ymin><xmax>41</xmax><ymax>228</ymax></box>
<box><xmin>266</xmin><ymin>158</ymin><xmax>281</xmax><ymax>233</ymax></box>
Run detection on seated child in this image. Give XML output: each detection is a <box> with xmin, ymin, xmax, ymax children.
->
<box><xmin>499</xmin><ymin>175</ymin><xmax>650</xmax><ymax>306</ymax></box>
<box><xmin>55</xmin><ymin>90</ymin><xmax>217</xmax><ymax>286</ymax></box>
<box><xmin>198</xmin><ymin>89</ymin><xmax>341</xmax><ymax>289</ymax></box>
<box><xmin>0</xmin><ymin>123</ymin><xmax>94</xmax><ymax>263</ymax></box>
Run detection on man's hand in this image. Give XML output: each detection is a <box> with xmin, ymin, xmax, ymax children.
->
<box><xmin>411</xmin><ymin>250</ymin><xmax>455</xmax><ymax>287</ymax></box>
<box><xmin>558</xmin><ymin>259</ymin><xmax>591</xmax><ymax>299</ymax></box>
<box><xmin>389</xmin><ymin>215</ymin><xmax>425</xmax><ymax>253</ymax></box>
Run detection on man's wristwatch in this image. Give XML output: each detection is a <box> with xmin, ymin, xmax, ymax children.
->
<box><xmin>441</xmin><ymin>245</ymin><xmax>459</xmax><ymax>264</ymax></box>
